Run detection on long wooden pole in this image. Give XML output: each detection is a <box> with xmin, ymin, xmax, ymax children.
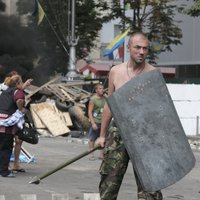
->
<box><xmin>29</xmin><ymin>145</ymin><xmax>101</xmax><ymax>184</ymax></box>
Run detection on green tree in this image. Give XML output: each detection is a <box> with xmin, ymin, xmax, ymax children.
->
<box><xmin>16</xmin><ymin>0</ymin><xmax>110</xmax><ymax>84</ymax></box>
<box><xmin>15</xmin><ymin>0</ymin><xmax>187</xmax><ymax>78</ymax></box>
<box><xmin>39</xmin><ymin>0</ymin><xmax>110</xmax><ymax>59</ymax></box>
<box><xmin>182</xmin><ymin>0</ymin><xmax>200</xmax><ymax>17</ymax></box>
<box><xmin>104</xmin><ymin>0</ymin><xmax>184</xmax><ymax>63</ymax></box>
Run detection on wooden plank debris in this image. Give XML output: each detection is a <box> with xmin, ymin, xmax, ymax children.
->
<box><xmin>25</xmin><ymin>77</ymin><xmax>60</xmax><ymax>103</ymax></box>
<box><xmin>45</xmin><ymin>84</ymin><xmax>91</xmax><ymax>103</ymax></box>
<box><xmin>30</xmin><ymin>106</ymin><xmax>51</xmax><ymax>136</ymax></box>
<box><xmin>30</xmin><ymin>102</ymin><xmax>71</xmax><ymax>136</ymax></box>
<box><xmin>52</xmin><ymin>103</ymin><xmax>73</xmax><ymax>127</ymax></box>
<box><xmin>26</xmin><ymin>78</ymin><xmax>98</xmax><ymax>136</ymax></box>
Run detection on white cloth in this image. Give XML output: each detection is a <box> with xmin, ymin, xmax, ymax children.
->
<box><xmin>0</xmin><ymin>109</ymin><xmax>25</xmax><ymax>129</ymax></box>
<box><xmin>0</xmin><ymin>83</ymin><xmax>8</xmax><ymax>95</ymax></box>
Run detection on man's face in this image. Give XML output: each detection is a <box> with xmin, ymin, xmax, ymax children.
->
<box><xmin>96</xmin><ymin>85</ymin><xmax>104</xmax><ymax>96</ymax></box>
<box><xmin>127</xmin><ymin>35</ymin><xmax>149</xmax><ymax>64</ymax></box>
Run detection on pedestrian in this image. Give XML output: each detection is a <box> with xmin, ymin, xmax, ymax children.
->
<box><xmin>0</xmin><ymin>71</ymin><xmax>32</xmax><ymax>174</ymax></box>
<box><xmin>0</xmin><ymin>75</ymin><xmax>27</xmax><ymax>177</ymax></box>
<box><xmin>95</xmin><ymin>32</ymin><xmax>163</xmax><ymax>200</ymax></box>
<box><xmin>88</xmin><ymin>83</ymin><xmax>106</xmax><ymax>160</ymax></box>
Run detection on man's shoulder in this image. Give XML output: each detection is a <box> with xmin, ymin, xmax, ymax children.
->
<box><xmin>112</xmin><ymin>62</ymin><xmax>126</xmax><ymax>68</ymax></box>
<box><xmin>90</xmin><ymin>94</ymin><xmax>97</xmax><ymax>102</ymax></box>
<box><xmin>110</xmin><ymin>62</ymin><xmax>126</xmax><ymax>73</ymax></box>
<box><xmin>145</xmin><ymin>63</ymin><xmax>156</xmax><ymax>71</ymax></box>
<box><xmin>91</xmin><ymin>95</ymin><xmax>105</xmax><ymax>102</ymax></box>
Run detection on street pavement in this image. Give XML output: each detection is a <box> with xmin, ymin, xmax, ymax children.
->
<box><xmin>0</xmin><ymin>136</ymin><xmax>200</xmax><ymax>200</ymax></box>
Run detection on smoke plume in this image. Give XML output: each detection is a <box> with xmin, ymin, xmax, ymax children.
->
<box><xmin>0</xmin><ymin>14</ymin><xmax>36</xmax><ymax>82</ymax></box>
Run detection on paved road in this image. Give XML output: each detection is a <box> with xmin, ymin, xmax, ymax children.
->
<box><xmin>0</xmin><ymin>136</ymin><xmax>200</xmax><ymax>200</ymax></box>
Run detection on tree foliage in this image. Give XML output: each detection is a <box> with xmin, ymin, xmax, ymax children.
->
<box><xmin>103</xmin><ymin>0</ymin><xmax>183</xmax><ymax>63</ymax></box>
<box><xmin>12</xmin><ymin>0</ymin><xmax>188</xmax><ymax>81</ymax></box>
<box><xmin>15</xmin><ymin>0</ymin><xmax>111</xmax><ymax>84</ymax></box>
<box><xmin>38</xmin><ymin>0</ymin><xmax>111</xmax><ymax>59</ymax></box>
<box><xmin>33</xmin><ymin>0</ymin><xmax>185</xmax><ymax>64</ymax></box>
<box><xmin>182</xmin><ymin>0</ymin><xmax>200</xmax><ymax>17</ymax></box>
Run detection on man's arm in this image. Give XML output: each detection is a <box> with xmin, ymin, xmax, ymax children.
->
<box><xmin>96</xmin><ymin>68</ymin><xmax>115</xmax><ymax>147</ymax></box>
<box><xmin>99</xmin><ymin>103</ymin><xmax>112</xmax><ymax>137</ymax></box>
<box><xmin>88</xmin><ymin>99</ymin><xmax>98</xmax><ymax>130</ymax></box>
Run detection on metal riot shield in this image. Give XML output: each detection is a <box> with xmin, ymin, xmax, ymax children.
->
<box><xmin>107</xmin><ymin>69</ymin><xmax>196</xmax><ymax>192</ymax></box>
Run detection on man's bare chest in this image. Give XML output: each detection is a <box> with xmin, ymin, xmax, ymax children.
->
<box><xmin>114</xmin><ymin>73</ymin><xmax>130</xmax><ymax>90</ymax></box>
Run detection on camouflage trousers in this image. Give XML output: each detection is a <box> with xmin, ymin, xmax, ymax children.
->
<box><xmin>99</xmin><ymin>126</ymin><xmax>163</xmax><ymax>200</ymax></box>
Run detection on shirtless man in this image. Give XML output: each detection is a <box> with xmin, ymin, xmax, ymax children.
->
<box><xmin>96</xmin><ymin>32</ymin><xmax>163</xmax><ymax>200</ymax></box>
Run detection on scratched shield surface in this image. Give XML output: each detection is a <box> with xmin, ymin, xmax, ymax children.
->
<box><xmin>107</xmin><ymin>69</ymin><xmax>196</xmax><ymax>192</ymax></box>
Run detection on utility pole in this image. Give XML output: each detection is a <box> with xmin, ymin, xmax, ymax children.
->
<box><xmin>66</xmin><ymin>0</ymin><xmax>79</xmax><ymax>80</ymax></box>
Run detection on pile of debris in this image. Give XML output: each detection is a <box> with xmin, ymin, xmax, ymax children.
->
<box><xmin>30</xmin><ymin>101</ymin><xmax>72</xmax><ymax>136</ymax></box>
<box><xmin>25</xmin><ymin>76</ymin><xmax>100</xmax><ymax>137</ymax></box>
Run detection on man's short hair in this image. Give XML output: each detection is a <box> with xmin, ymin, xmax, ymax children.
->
<box><xmin>95</xmin><ymin>83</ymin><xmax>103</xmax><ymax>91</ymax></box>
<box><xmin>128</xmin><ymin>32</ymin><xmax>149</xmax><ymax>45</ymax></box>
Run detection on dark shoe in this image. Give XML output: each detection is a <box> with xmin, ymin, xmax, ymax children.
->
<box><xmin>1</xmin><ymin>172</ymin><xmax>15</xmax><ymax>178</ymax></box>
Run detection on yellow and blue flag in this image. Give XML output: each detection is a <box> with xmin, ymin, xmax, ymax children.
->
<box><xmin>33</xmin><ymin>0</ymin><xmax>45</xmax><ymax>25</ymax></box>
<box><xmin>103</xmin><ymin>29</ymin><xmax>129</xmax><ymax>56</ymax></box>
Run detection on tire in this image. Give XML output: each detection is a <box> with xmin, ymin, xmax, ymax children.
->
<box><xmin>55</xmin><ymin>98</ymin><xmax>74</xmax><ymax>112</ymax></box>
<box><xmin>68</xmin><ymin>105</ymin><xmax>90</xmax><ymax>131</ymax></box>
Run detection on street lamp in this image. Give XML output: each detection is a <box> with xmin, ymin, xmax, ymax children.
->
<box><xmin>66</xmin><ymin>0</ymin><xmax>79</xmax><ymax>80</ymax></box>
